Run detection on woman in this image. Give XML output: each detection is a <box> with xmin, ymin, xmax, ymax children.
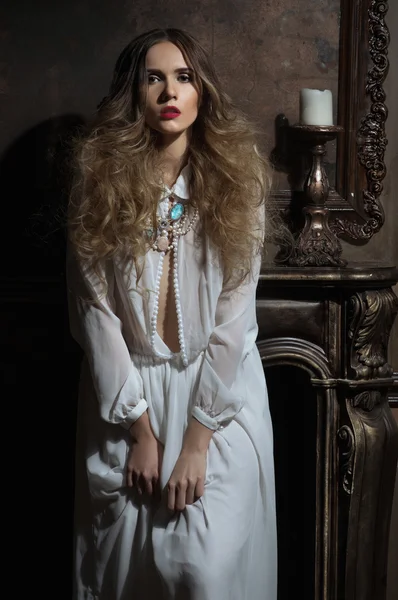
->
<box><xmin>67</xmin><ymin>27</ymin><xmax>277</xmax><ymax>600</ymax></box>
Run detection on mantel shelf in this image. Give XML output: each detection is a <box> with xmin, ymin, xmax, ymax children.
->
<box><xmin>259</xmin><ymin>262</ymin><xmax>398</xmax><ymax>288</ymax></box>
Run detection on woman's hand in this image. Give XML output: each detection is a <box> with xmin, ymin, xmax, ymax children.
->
<box><xmin>166</xmin><ymin>417</ymin><xmax>214</xmax><ymax>511</ymax></box>
<box><xmin>127</xmin><ymin>411</ymin><xmax>163</xmax><ymax>497</ymax></box>
<box><xmin>166</xmin><ymin>449</ymin><xmax>207</xmax><ymax>511</ymax></box>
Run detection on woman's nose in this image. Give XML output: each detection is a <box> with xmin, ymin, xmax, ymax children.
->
<box><xmin>162</xmin><ymin>78</ymin><xmax>177</xmax><ymax>100</ymax></box>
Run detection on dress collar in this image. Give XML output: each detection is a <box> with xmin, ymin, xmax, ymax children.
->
<box><xmin>160</xmin><ymin>162</ymin><xmax>191</xmax><ymax>202</ymax></box>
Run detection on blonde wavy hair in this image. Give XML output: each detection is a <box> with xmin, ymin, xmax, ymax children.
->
<box><xmin>68</xmin><ymin>28</ymin><xmax>275</xmax><ymax>287</ymax></box>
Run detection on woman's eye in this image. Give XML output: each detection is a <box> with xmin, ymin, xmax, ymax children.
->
<box><xmin>178</xmin><ymin>73</ymin><xmax>192</xmax><ymax>83</ymax></box>
<box><xmin>147</xmin><ymin>72</ymin><xmax>193</xmax><ymax>84</ymax></box>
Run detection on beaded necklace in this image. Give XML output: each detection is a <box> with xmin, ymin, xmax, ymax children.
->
<box><xmin>148</xmin><ymin>195</ymin><xmax>199</xmax><ymax>253</ymax></box>
<box><xmin>147</xmin><ymin>193</ymin><xmax>196</xmax><ymax>366</ymax></box>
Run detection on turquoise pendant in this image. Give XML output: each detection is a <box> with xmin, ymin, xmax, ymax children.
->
<box><xmin>169</xmin><ymin>202</ymin><xmax>184</xmax><ymax>221</ymax></box>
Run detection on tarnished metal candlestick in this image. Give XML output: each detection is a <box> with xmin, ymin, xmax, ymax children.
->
<box><xmin>288</xmin><ymin>124</ymin><xmax>346</xmax><ymax>267</ymax></box>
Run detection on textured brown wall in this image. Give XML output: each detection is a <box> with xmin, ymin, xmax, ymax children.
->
<box><xmin>0</xmin><ymin>0</ymin><xmax>341</xmax><ymax>277</ymax></box>
<box><xmin>0</xmin><ymin>0</ymin><xmax>341</xmax><ymax>157</ymax></box>
<box><xmin>4</xmin><ymin>0</ymin><xmax>394</xmax><ymax>281</ymax></box>
<box><xmin>1</xmin><ymin>0</ymin><xmax>393</xmax><ymax>274</ymax></box>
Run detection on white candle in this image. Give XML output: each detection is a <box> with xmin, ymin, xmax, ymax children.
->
<box><xmin>300</xmin><ymin>88</ymin><xmax>333</xmax><ymax>126</ymax></box>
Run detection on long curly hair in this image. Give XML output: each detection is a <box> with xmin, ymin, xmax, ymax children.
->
<box><xmin>68</xmin><ymin>28</ymin><xmax>275</xmax><ymax>287</ymax></box>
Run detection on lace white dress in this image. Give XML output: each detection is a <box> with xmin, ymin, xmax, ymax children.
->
<box><xmin>67</xmin><ymin>166</ymin><xmax>277</xmax><ymax>600</ymax></box>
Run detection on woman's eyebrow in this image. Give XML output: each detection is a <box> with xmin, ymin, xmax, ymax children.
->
<box><xmin>145</xmin><ymin>67</ymin><xmax>193</xmax><ymax>74</ymax></box>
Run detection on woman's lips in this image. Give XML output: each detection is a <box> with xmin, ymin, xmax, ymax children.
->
<box><xmin>160</xmin><ymin>106</ymin><xmax>181</xmax><ymax>119</ymax></box>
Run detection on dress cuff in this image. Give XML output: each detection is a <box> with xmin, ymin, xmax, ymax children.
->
<box><xmin>119</xmin><ymin>399</ymin><xmax>148</xmax><ymax>429</ymax></box>
<box><xmin>191</xmin><ymin>405</ymin><xmax>221</xmax><ymax>431</ymax></box>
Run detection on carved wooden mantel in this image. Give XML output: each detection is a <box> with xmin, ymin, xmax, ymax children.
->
<box><xmin>257</xmin><ymin>262</ymin><xmax>398</xmax><ymax>600</ymax></box>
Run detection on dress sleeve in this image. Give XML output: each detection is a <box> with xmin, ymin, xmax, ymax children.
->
<box><xmin>192</xmin><ymin>243</ymin><xmax>263</xmax><ymax>431</ymax></box>
<box><xmin>66</xmin><ymin>246</ymin><xmax>147</xmax><ymax>429</ymax></box>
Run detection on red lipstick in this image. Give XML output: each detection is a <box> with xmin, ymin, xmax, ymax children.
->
<box><xmin>160</xmin><ymin>106</ymin><xmax>181</xmax><ymax>119</ymax></box>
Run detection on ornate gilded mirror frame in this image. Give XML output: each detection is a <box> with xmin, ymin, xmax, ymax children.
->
<box><xmin>272</xmin><ymin>0</ymin><xmax>390</xmax><ymax>242</ymax></box>
<box><xmin>333</xmin><ymin>0</ymin><xmax>389</xmax><ymax>240</ymax></box>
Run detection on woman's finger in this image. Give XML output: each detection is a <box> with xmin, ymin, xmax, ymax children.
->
<box><xmin>167</xmin><ymin>483</ymin><xmax>176</xmax><ymax>510</ymax></box>
<box><xmin>145</xmin><ymin>476</ymin><xmax>153</xmax><ymax>496</ymax></box>
<box><xmin>175</xmin><ymin>483</ymin><xmax>187</xmax><ymax>511</ymax></box>
<box><xmin>185</xmin><ymin>479</ymin><xmax>195</xmax><ymax>505</ymax></box>
<box><xmin>195</xmin><ymin>477</ymin><xmax>204</xmax><ymax>499</ymax></box>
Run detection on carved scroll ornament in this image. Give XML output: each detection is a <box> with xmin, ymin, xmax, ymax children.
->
<box><xmin>338</xmin><ymin>425</ymin><xmax>355</xmax><ymax>495</ymax></box>
<box><xmin>347</xmin><ymin>288</ymin><xmax>398</xmax><ymax>380</ymax></box>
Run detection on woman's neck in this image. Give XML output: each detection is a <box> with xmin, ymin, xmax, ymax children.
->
<box><xmin>158</xmin><ymin>131</ymin><xmax>190</xmax><ymax>188</ymax></box>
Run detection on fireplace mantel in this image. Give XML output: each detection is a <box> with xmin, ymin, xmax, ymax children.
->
<box><xmin>257</xmin><ymin>262</ymin><xmax>398</xmax><ymax>600</ymax></box>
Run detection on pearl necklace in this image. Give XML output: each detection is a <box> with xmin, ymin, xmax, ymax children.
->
<box><xmin>149</xmin><ymin>195</ymin><xmax>199</xmax><ymax>253</ymax></box>
<box><xmin>147</xmin><ymin>194</ymin><xmax>197</xmax><ymax>367</ymax></box>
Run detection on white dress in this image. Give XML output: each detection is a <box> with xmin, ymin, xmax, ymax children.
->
<box><xmin>67</xmin><ymin>165</ymin><xmax>277</xmax><ymax>600</ymax></box>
